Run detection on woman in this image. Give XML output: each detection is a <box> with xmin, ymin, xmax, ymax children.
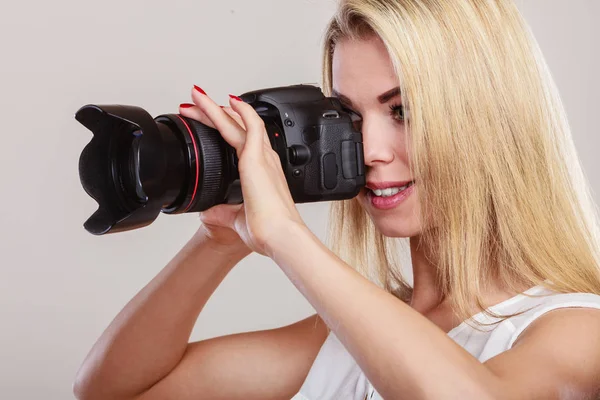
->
<box><xmin>73</xmin><ymin>1</ymin><xmax>600</xmax><ymax>399</ymax></box>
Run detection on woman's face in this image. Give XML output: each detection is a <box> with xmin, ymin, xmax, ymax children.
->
<box><xmin>332</xmin><ymin>35</ymin><xmax>422</xmax><ymax>238</ymax></box>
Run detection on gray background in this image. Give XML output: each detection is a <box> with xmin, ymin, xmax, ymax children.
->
<box><xmin>0</xmin><ymin>1</ymin><xmax>598</xmax><ymax>399</ymax></box>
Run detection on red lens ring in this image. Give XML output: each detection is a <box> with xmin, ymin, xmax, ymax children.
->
<box><xmin>175</xmin><ymin>115</ymin><xmax>199</xmax><ymax>212</ymax></box>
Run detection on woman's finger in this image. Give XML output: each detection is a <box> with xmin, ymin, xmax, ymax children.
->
<box><xmin>191</xmin><ymin>86</ymin><xmax>246</xmax><ymax>153</ymax></box>
<box><xmin>221</xmin><ymin>106</ymin><xmax>246</xmax><ymax>130</ymax></box>
<box><xmin>179</xmin><ymin>104</ymin><xmax>244</xmax><ymax>132</ymax></box>
<box><xmin>228</xmin><ymin>94</ymin><xmax>271</xmax><ymax>151</ymax></box>
<box><xmin>225</xmin><ymin>102</ymin><xmax>271</xmax><ymax>150</ymax></box>
<box><xmin>178</xmin><ymin>103</ymin><xmax>216</xmax><ymax>129</ymax></box>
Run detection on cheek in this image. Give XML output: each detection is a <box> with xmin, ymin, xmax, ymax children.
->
<box><xmin>369</xmin><ymin>121</ymin><xmax>410</xmax><ymax>162</ymax></box>
<box><xmin>392</xmin><ymin>123</ymin><xmax>410</xmax><ymax>159</ymax></box>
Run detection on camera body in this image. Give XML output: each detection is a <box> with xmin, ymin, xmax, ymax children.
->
<box><xmin>75</xmin><ymin>84</ymin><xmax>365</xmax><ymax>235</ymax></box>
<box><xmin>238</xmin><ymin>84</ymin><xmax>365</xmax><ymax>203</ymax></box>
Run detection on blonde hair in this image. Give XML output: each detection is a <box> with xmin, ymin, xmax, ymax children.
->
<box><xmin>322</xmin><ymin>0</ymin><xmax>600</xmax><ymax>323</ymax></box>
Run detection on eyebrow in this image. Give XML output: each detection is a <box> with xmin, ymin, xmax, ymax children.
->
<box><xmin>331</xmin><ymin>86</ymin><xmax>401</xmax><ymax>107</ymax></box>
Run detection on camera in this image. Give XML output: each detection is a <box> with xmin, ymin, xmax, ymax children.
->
<box><xmin>75</xmin><ymin>84</ymin><xmax>365</xmax><ymax>235</ymax></box>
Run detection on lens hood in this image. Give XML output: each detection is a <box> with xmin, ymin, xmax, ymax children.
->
<box><xmin>75</xmin><ymin>105</ymin><xmax>169</xmax><ymax>235</ymax></box>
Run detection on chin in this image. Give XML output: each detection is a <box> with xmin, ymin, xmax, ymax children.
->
<box><xmin>373</xmin><ymin>218</ymin><xmax>421</xmax><ymax>238</ymax></box>
<box><xmin>357</xmin><ymin>190</ymin><xmax>422</xmax><ymax>238</ymax></box>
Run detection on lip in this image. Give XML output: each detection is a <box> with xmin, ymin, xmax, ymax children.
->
<box><xmin>366</xmin><ymin>182</ymin><xmax>415</xmax><ymax>210</ymax></box>
<box><xmin>366</xmin><ymin>180</ymin><xmax>414</xmax><ymax>190</ymax></box>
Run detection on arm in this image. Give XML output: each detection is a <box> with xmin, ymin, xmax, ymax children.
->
<box><xmin>134</xmin><ymin>313</ymin><xmax>328</xmax><ymax>400</ymax></box>
<box><xmin>73</xmin><ymin>227</ymin><xmax>329</xmax><ymax>400</ymax></box>
<box><xmin>266</xmin><ymin>222</ymin><xmax>600</xmax><ymax>400</ymax></box>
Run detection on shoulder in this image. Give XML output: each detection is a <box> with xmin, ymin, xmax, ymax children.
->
<box><xmin>485</xmin><ymin>293</ymin><xmax>600</xmax><ymax>399</ymax></box>
<box><xmin>512</xmin><ymin>302</ymin><xmax>600</xmax><ymax>361</ymax></box>
<box><xmin>513</xmin><ymin>303</ymin><xmax>600</xmax><ymax>351</ymax></box>
<box><xmin>506</xmin><ymin>291</ymin><xmax>600</xmax><ymax>347</ymax></box>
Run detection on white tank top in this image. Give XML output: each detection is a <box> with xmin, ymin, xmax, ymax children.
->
<box><xmin>291</xmin><ymin>284</ymin><xmax>600</xmax><ymax>400</ymax></box>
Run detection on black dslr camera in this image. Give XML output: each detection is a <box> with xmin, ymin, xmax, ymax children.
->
<box><xmin>75</xmin><ymin>84</ymin><xmax>365</xmax><ymax>235</ymax></box>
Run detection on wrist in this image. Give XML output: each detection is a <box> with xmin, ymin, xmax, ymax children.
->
<box><xmin>193</xmin><ymin>226</ymin><xmax>252</xmax><ymax>261</ymax></box>
<box><xmin>263</xmin><ymin>220</ymin><xmax>313</xmax><ymax>260</ymax></box>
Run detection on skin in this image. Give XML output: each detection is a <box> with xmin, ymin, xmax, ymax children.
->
<box><xmin>73</xmin><ymin>35</ymin><xmax>600</xmax><ymax>400</ymax></box>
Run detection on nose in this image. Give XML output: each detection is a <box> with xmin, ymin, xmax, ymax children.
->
<box><xmin>361</xmin><ymin>116</ymin><xmax>395</xmax><ymax>166</ymax></box>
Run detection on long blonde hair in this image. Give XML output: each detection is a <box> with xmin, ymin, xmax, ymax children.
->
<box><xmin>322</xmin><ymin>0</ymin><xmax>600</xmax><ymax>322</ymax></box>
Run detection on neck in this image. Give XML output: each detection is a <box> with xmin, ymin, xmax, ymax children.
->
<box><xmin>407</xmin><ymin>235</ymin><xmax>529</xmax><ymax>317</ymax></box>
<box><xmin>408</xmin><ymin>235</ymin><xmax>444</xmax><ymax>312</ymax></box>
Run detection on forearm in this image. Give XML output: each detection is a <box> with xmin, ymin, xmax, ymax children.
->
<box><xmin>74</xmin><ymin>227</ymin><xmax>250</xmax><ymax>400</ymax></box>
<box><xmin>268</xmin><ymin>223</ymin><xmax>499</xmax><ymax>400</ymax></box>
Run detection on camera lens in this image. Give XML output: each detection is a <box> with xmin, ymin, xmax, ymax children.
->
<box><xmin>155</xmin><ymin>115</ymin><xmax>237</xmax><ymax>214</ymax></box>
<box><xmin>76</xmin><ymin>104</ymin><xmax>244</xmax><ymax>234</ymax></box>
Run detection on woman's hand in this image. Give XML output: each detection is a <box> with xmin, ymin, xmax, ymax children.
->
<box><xmin>179</xmin><ymin>86</ymin><xmax>305</xmax><ymax>257</ymax></box>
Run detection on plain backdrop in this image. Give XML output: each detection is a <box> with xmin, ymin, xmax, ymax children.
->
<box><xmin>0</xmin><ymin>0</ymin><xmax>598</xmax><ymax>399</ymax></box>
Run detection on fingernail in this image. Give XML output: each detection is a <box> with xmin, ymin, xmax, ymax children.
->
<box><xmin>219</xmin><ymin>105</ymin><xmax>225</xmax><ymax>108</ymax></box>
<box><xmin>180</xmin><ymin>103</ymin><xmax>195</xmax><ymax>108</ymax></box>
<box><xmin>229</xmin><ymin>94</ymin><xmax>243</xmax><ymax>102</ymax></box>
<box><xmin>194</xmin><ymin>85</ymin><xmax>207</xmax><ymax>95</ymax></box>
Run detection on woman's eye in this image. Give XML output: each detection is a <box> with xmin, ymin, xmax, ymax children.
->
<box><xmin>389</xmin><ymin>104</ymin><xmax>405</xmax><ymax>122</ymax></box>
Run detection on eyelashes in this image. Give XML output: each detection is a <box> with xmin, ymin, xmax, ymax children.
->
<box><xmin>389</xmin><ymin>103</ymin><xmax>405</xmax><ymax>122</ymax></box>
<box><xmin>340</xmin><ymin>104</ymin><xmax>406</xmax><ymax>127</ymax></box>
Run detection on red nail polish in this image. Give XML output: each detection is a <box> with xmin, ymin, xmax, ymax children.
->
<box><xmin>180</xmin><ymin>103</ymin><xmax>195</xmax><ymax>108</ymax></box>
<box><xmin>194</xmin><ymin>85</ymin><xmax>207</xmax><ymax>95</ymax></box>
<box><xmin>229</xmin><ymin>94</ymin><xmax>243</xmax><ymax>102</ymax></box>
